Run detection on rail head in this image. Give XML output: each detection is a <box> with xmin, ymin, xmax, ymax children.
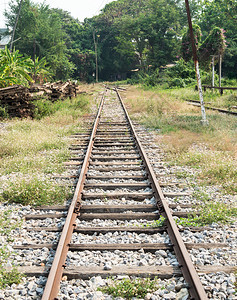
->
<box><xmin>115</xmin><ymin>88</ymin><xmax>208</xmax><ymax>300</ymax></box>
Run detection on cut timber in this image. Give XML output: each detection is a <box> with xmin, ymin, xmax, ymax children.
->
<box><xmin>81</xmin><ymin>204</ymin><xmax>156</xmax><ymax>212</ymax></box>
<box><xmin>84</xmin><ymin>183</ymin><xmax>150</xmax><ymax>190</ymax></box>
<box><xmin>92</xmin><ymin>151</ymin><xmax>138</xmax><ymax>155</ymax></box>
<box><xmin>24</xmin><ymin>211</ymin><xmax>193</xmax><ymax>220</ymax></box>
<box><xmin>25</xmin><ymin>213</ymin><xmax>66</xmax><ymax>220</ymax></box>
<box><xmin>27</xmin><ymin>226</ymin><xmax>167</xmax><ymax>233</ymax></box>
<box><xmin>86</xmin><ymin>174</ymin><xmax>147</xmax><ymax>180</ymax></box>
<box><xmin>90</xmin><ymin>161</ymin><xmax>142</xmax><ymax>166</ymax></box>
<box><xmin>27</xmin><ymin>225</ymin><xmax>210</xmax><ymax>234</ymax></box>
<box><xmin>87</xmin><ymin>166</ymin><xmax>144</xmax><ymax>171</ymax></box>
<box><xmin>82</xmin><ymin>191</ymin><xmax>191</xmax><ymax>199</ymax></box>
<box><xmin>95</xmin><ymin>138</ymin><xmax>133</xmax><ymax>141</ymax></box>
<box><xmin>33</xmin><ymin>203</ymin><xmax>192</xmax><ymax>212</ymax></box>
<box><xmin>94</xmin><ymin>143</ymin><xmax>135</xmax><ymax>147</ymax></box>
<box><xmin>64</xmin><ymin>161</ymin><xmax>83</xmax><ymax>166</ymax></box>
<box><xmin>17</xmin><ymin>265</ymin><xmax>181</xmax><ymax>279</ymax></box>
<box><xmin>91</xmin><ymin>156</ymin><xmax>140</xmax><ymax>161</ymax></box>
<box><xmin>82</xmin><ymin>192</ymin><xmax>153</xmax><ymax>200</ymax></box>
<box><xmin>17</xmin><ymin>265</ymin><xmax>237</xmax><ymax>278</ymax></box>
<box><xmin>13</xmin><ymin>242</ymin><xmax>228</xmax><ymax>251</ymax></box>
<box><xmin>78</xmin><ymin>212</ymin><xmax>159</xmax><ymax>220</ymax></box>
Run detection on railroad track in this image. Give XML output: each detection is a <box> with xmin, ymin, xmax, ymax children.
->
<box><xmin>185</xmin><ymin>99</ymin><xmax>237</xmax><ymax>116</ymax></box>
<box><xmin>12</xmin><ymin>88</ymin><xmax>236</xmax><ymax>299</ymax></box>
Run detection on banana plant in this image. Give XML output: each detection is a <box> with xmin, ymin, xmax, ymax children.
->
<box><xmin>30</xmin><ymin>57</ymin><xmax>53</xmax><ymax>83</ymax></box>
<box><xmin>0</xmin><ymin>46</ymin><xmax>33</xmax><ymax>87</ymax></box>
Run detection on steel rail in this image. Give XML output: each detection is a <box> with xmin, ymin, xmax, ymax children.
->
<box><xmin>185</xmin><ymin>99</ymin><xmax>237</xmax><ymax>116</ymax></box>
<box><xmin>41</xmin><ymin>91</ymin><xmax>106</xmax><ymax>300</ymax></box>
<box><xmin>115</xmin><ymin>88</ymin><xmax>208</xmax><ymax>300</ymax></box>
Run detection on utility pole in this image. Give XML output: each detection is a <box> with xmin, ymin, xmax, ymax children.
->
<box><xmin>93</xmin><ymin>30</ymin><xmax>98</xmax><ymax>83</ymax></box>
<box><xmin>185</xmin><ymin>0</ymin><xmax>208</xmax><ymax>125</ymax></box>
<box><xmin>211</xmin><ymin>55</ymin><xmax>215</xmax><ymax>92</ymax></box>
<box><xmin>10</xmin><ymin>0</ymin><xmax>24</xmax><ymax>51</ymax></box>
<box><xmin>219</xmin><ymin>53</ymin><xmax>222</xmax><ymax>88</ymax></box>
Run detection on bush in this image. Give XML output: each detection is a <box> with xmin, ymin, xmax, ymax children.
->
<box><xmin>0</xmin><ymin>177</ymin><xmax>71</xmax><ymax>206</ymax></box>
<box><xmin>33</xmin><ymin>98</ymin><xmax>57</xmax><ymax>119</ymax></box>
<box><xmin>0</xmin><ymin>106</ymin><xmax>8</xmax><ymax>119</ymax></box>
<box><xmin>98</xmin><ymin>277</ymin><xmax>160</xmax><ymax>299</ymax></box>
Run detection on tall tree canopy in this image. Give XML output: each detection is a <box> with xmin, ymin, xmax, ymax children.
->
<box><xmin>4</xmin><ymin>0</ymin><xmax>237</xmax><ymax>81</ymax></box>
<box><xmin>4</xmin><ymin>0</ymin><xmax>75</xmax><ymax>80</ymax></box>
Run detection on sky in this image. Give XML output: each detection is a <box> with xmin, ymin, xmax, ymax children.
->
<box><xmin>0</xmin><ymin>0</ymin><xmax>115</xmax><ymax>27</ymax></box>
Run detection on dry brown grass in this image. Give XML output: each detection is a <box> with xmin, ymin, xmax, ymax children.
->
<box><xmin>122</xmin><ymin>85</ymin><xmax>237</xmax><ymax>194</ymax></box>
<box><xmin>121</xmin><ymin>86</ymin><xmax>200</xmax><ymax>116</ymax></box>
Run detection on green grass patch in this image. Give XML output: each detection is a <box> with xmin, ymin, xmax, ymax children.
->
<box><xmin>33</xmin><ymin>95</ymin><xmax>90</xmax><ymax>119</ymax></box>
<box><xmin>0</xmin><ymin>267</ymin><xmax>23</xmax><ymax>289</ymax></box>
<box><xmin>176</xmin><ymin>192</ymin><xmax>237</xmax><ymax>226</ymax></box>
<box><xmin>0</xmin><ymin>210</ymin><xmax>22</xmax><ymax>241</ymax></box>
<box><xmin>0</xmin><ymin>210</ymin><xmax>24</xmax><ymax>288</ymax></box>
<box><xmin>0</xmin><ymin>106</ymin><xmax>8</xmax><ymax>119</ymax></box>
<box><xmin>0</xmin><ymin>149</ymin><xmax>69</xmax><ymax>175</ymax></box>
<box><xmin>98</xmin><ymin>277</ymin><xmax>160</xmax><ymax>299</ymax></box>
<box><xmin>176</xmin><ymin>150</ymin><xmax>236</xmax><ymax>194</ymax></box>
<box><xmin>142</xmin><ymin>216</ymin><xmax>166</xmax><ymax>228</ymax></box>
<box><xmin>0</xmin><ymin>177</ymin><xmax>71</xmax><ymax>206</ymax></box>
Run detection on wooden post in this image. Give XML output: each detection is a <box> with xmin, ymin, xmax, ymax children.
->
<box><xmin>211</xmin><ymin>56</ymin><xmax>215</xmax><ymax>92</ymax></box>
<box><xmin>10</xmin><ymin>0</ymin><xmax>23</xmax><ymax>51</ymax></box>
<box><xmin>93</xmin><ymin>31</ymin><xmax>98</xmax><ymax>83</ymax></box>
<box><xmin>219</xmin><ymin>54</ymin><xmax>222</xmax><ymax>91</ymax></box>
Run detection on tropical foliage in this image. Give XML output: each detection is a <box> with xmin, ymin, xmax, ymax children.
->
<box><xmin>3</xmin><ymin>0</ymin><xmax>237</xmax><ymax>82</ymax></box>
<box><xmin>0</xmin><ymin>47</ymin><xmax>51</xmax><ymax>87</ymax></box>
<box><xmin>182</xmin><ymin>25</ymin><xmax>227</xmax><ymax>68</ymax></box>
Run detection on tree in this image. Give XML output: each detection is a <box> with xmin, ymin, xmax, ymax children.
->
<box><xmin>4</xmin><ymin>0</ymin><xmax>75</xmax><ymax>80</ymax></box>
<box><xmin>199</xmin><ymin>0</ymin><xmax>237</xmax><ymax>78</ymax></box>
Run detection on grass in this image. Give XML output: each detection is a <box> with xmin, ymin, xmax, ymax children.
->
<box><xmin>0</xmin><ymin>210</ymin><xmax>24</xmax><ymax>288</ymax></box>
<box><xmin>0</xmin><ymin>92</ymin><xmax>92</xmax><ymax>205</ymax></box>
<box><xmin>177</xmin><ymin>202</ymin><xmax>237</xmax><ymax>227</ymax></box>
<box><xmin>98</xmin><ymin>277</ymin><xmax>160</xmax><ymax>299</ymax></box>
<box><xmin>165</xmin><ymin>85</ymin><xmax>237</xmax><ymax>111</ymax></box>
<box><xmin>122</xmin><ymin>85</ymin><xmax>237</xmax><ymax>194</ymax></box>
<box><xmin>175</xmin><ymin>190</ymin><xmax>237</xmax><ymax>226</ymax></box>
<box><xmin>142</xmin><ymin>216</ymin><xmax>166</xmax><ymax>228</ymax></box>
<box><xmin>0</xmin><ymin>177</ymin><xmax>71</xmax><ymax>206</ymax></box>
<box><xmin>0</xmin><ymin>89</ymin><xmax>94</xmax><ymax>287</ymax></box>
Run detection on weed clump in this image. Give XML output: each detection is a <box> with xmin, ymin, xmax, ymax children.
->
<box><xmin>0</xmin><ymin>210</ymin><xmax>24</xmax><ymax>288</ymax></box>
<box><xmin>98</xmin><ymin>277</ymin><xmax>160</xmax><ymax>299</ymax></box>
<box><xmin>143</xmin><ymin>216</ymin><xmax>166</xmax><ymax>228</ymax></box>
<box><xmin>176</xmin><ymin>191</ymin><xmax>237</xmax><ymax>226</ymax></box>
<box><xmin>0</xmin><ymin>267</ymin><xmax>23</xmax><ymax>289</ymax></box>
<box><xmin>0</xmin><ymin>177</ymin><xmax>71</xmax><ymax>206</ymax></box>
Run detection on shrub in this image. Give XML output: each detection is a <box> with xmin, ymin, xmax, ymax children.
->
<box><xmin>33</xmin><ymin>98</ymin><xmax>58</xmax><ymax>119</ymax></box>
<box><xmin>0</xmin><ymin>106</ymin><xmax>8</xmax><ymax>119</ymax></box>
<box><xmin>0</xmin><ymin>177</ymin><xmax>71</xmax><ymax>206</ymax></box>
<box><xmin>98</xmin><ymin>277</ymin><xmax>160</xmax><ymax>299</ymax></box>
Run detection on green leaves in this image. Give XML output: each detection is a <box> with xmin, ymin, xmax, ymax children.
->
<box><xmin>0</xmin><ymin>47</ymin><xmax>33</xmax><ymax>87</ymax></box>
<box><xmin>0</xmin><ymin>47</ymin><xmax>52</xmax><ymax>87</ymax></box>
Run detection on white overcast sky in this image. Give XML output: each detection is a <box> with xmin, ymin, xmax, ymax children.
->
<box><xmin>0</xmin><ymin>0</ymin><xmax>116</xmax><ymax>27</ymax></box>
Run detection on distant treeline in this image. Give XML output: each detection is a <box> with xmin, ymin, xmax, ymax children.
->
<box><xmin>3</xmin><ymin>0</ymin><xmax>237</xmax><ymax>82</ymax></box>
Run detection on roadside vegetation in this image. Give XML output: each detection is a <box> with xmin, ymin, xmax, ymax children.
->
<box><xmin>122</xmin><ymin>85</ymin><xmax>236</xmax><ymax>195</ymax></box>
<box><xmin>0</xmin><ymin>92</ymin><xmax>92</xmax><ymax>206</ymax></box>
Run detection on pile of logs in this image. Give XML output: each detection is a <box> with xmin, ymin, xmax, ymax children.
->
<box><xmin>0</xmin><ymin>81</ymin><xmax>80</xmax><ymax>118</ymax></box>
<box><xmin>30</xmin><ymin>81</ymin><xmax>80</xmax><ymax>101</ymax></box>
<box><xmin>0</xmin><ymin>85</ymin><xmax>35</xmax><ymax>118</ymax></box>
